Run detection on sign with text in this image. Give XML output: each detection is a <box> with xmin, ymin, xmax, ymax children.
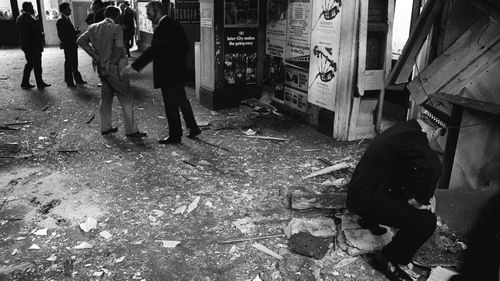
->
<box><xmin>224</xmin><ymin>28</ymin><xmax>258</xmax><ymax>86</ymax></box>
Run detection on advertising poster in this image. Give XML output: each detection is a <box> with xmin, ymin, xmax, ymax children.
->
<box><xmin>266</xmin><ymin>0</ymin><xmax>287</xmax><ymax>42</ymax></box>
<box><xmin>137</xmin><ymin>2</ymin><xmax>153</xmax><ymax>34</ymax></box>
<box><xmin>308</xmin><ymin>0</ymin><xmax>342</xmax><ymax>111</ymax></box>
<box><xmin>285</xmin><ymin>65</ymin><xmax>308</xmax><ymax>92</ymax></box>
<box><xmin>224</xmin><ymin>28</ymin><xmax>258</xmax><ymax>86</ymax></box>
<box><xmin>284</xmin><ymin>0</ymin><xmax>311</xmax><ymax>71</ymax></box>
<box><xmin>284</xmin><ymin>86</ymin><xmax>307</xmax><ymax>112</ymax></box>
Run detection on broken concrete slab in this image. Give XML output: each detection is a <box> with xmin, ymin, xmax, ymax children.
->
<box><xmin>284</xmin><ymin>217</ymin><xmax>336</xmax><ymax>239</ymax></box>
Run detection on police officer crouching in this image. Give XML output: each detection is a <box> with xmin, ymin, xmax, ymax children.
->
<box><xmin>346</xmin><ymin>99</ymin><xmax>453</xmax><ymax>281</ymax></box>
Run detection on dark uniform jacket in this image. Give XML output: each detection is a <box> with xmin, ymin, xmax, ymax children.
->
<box><xmin>120</xmin><ymin>7</ymin><xmax>135</xmax><ymax>35</ymax></box>
<box><xmin>16</xmin><ymin>12</ymin><xmax>44</xmax><ymax>54</ymax></box>
<box><xmin>57</xmin><ymin>15</ymin><xmax>78</xmax><ymax>49</ymax></box>
<box><xmin>347</xmin><ymin>120</ymin><xmax>442</xmax><ymax>212</ymax></box>
<box><xmin>131</xmin><ymin>16</ymin><xmax>189</xmax><ymax>89</ymax></box>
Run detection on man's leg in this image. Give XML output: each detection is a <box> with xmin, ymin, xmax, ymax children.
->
<box><xmin>177</xmin><ymin>84</ymin><xmax>199</xmax><ymax>133</ymax></box>
<box><xmin>63</xmin><ymin>48</ymin><xmax>74</xmax><ymax>85</ymax></box>
<box><xmin>360</xmin><ymin>192</ymin><xmax>437</xmax><ymax>265</ymax></box>
<box><xmin>70</xmin><ymin>47</ymin><xmax>84</xmax><ymax>84</ymax></box>
<box><xmin>107</xmin><ymin>74</ymin><xmax>138</xmax><ymax>135</ymax></box>
<box><xmin>32</xmin><ymin>52</ymin><xmax>44</xmax><ymax>86</ymax></box>
<box><xmin>161</xmin><ymin>85</ymin><xmax>183</xmax><ymax>140</ymax></box>
<box><xmin>21</xmin><ymin>52</ymin><xmax>34</xmax><ymax>86</ymax></box>
<box><xmin>100</xmin><ymin>78</ymin><xmax>114</xmax><ymax>133</ymax></box>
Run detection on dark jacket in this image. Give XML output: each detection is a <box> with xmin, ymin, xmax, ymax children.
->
<box><xmin>120</xmin><ymin>7</ymin><xmax>135</xmax><ymax>34</ymax></box>
<box><xmin>347</xmin><ymin>120</ymin><xmax>442</xmax><ymax>212</ymax></box>
<box><xmin>132</xmin><ymin>16</ymin><xmax>189</xmax><ymax>89</ymax></box>
<box><xmin>57</xmin><ymin>15</ymin><xmax>78</xmax><ymax>49</ymax></box>
<box><xmin>16</xmin><ymin>12</ymin><xmax>44</xmax><ymax>54</ymax></box>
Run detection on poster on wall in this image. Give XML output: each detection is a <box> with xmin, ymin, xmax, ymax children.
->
<box><xmin>175</xmin><ymin>0</ymin><xmax>200</xmax><ymax>24</ymax></box>
<box><xmin>265</xmin><ymin>55</ymin><xmax>285</xmax><ymax>102</ymax></box>
<box><xmin>284</xmin><ymin>86</ymin><xmax>307</xmax><ymax>112</ymax></box>
<box><xmin>284</xmin><ymin>0</ymin><xmax>311</xmax><ymax>71</ymax></box>
<box><xmin>137</xmin><ymin>2</ymin><xmax>153</xmax><ymax>34</ymax></box>
<box><xmin>307</xmin><ymin>0</ymin><xmax>342</xmax><ymax>111</ymax></box>
<box><xmin>266</xmin><ymin>0</ymin><xmax>287</xmax><ymax>42</ymax></box>
<box><xmin>285</xmin><ymin>65</ymin><xmax>308</xmax><ymax>92</ymax></box>
<box><xmin>224</xmin><ymin>28</ymin><xmax>258</xmax><ymax>86</ymax></box>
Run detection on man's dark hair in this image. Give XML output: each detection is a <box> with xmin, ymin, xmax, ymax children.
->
<box><xmin>104</xmin><ymin>6</ymin><xmax>120</xmax><ymax>18</ymax></box>
<box><xmin>123</xmin><ymin>1</ymin><xmax>130</xmax><ymax>6</ymax></box>
<box><xmin>22</xmin><ymin>1</ymin><xmax>33</xmax><ymax>11</ymax></box>
<box><xmin>93</xmin><ymin>0</ymin><xmax>104</xmax><ymax>8</ymax></box>
<box><xmin>146</xmin><ymin>1</ymin><xmax>168</xmax><ymax>15</ymax></box>
<box><xmin>59</xmin><ymin>2</ymin><xmax>70</xmax><ymax>12</ymax></box>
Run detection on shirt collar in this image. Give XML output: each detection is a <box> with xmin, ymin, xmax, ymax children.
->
<box><xmin>159</xmin><ymin>15</ymin><xmax>167</xmax><ymax>24</ymax></box>
<box><xmin>23</xmin><ymin>11</ymin><xmax>36</xmax><ymax>20</ymax></box>
<box><xmin>104</xmin><ymin>17</ymin><xmax>115</xmax><ymax>24</ymax></box>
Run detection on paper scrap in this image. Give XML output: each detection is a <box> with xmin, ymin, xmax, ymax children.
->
<box><xmin>252</xmin><ymin>243</ymin><xmax>283</xmax><ymax>260</ymax></box>
<box><xmin>174</xmin><ymin>206</ymin><xmax>186</xmax><ymax>214</ymax></box>
<box><xmin>115</xmin><ymin>256</ymin><xmax>125</xmax><ymax>263</ymax></box>
<box><xmin>34</xmin><ymin>228</ymin><xmax>48</xmax><ymax>236</ymax></box>
<box><xmin>29</xmin><ymin>244</ymin><xmax>41</xmax><ymax>250</ymax></box>
<box><xmin>99</xmin><ymin>231</ymin><xmax>112</xmax><ymax>240</ymax></box>
<box><xmin>79</xmin><ymin>217</ymin><xmax>97</xmax><ymax>233</ymax></box>
<box><xmin>187</xmin><ymin>197</ymin><xmax>201</xmax><ymax>214</ymax></box>
<box><xmin>47</xmin><ymin>255</ymin><xmax>57</xmax><ymax>262</ymax></box>
<box><xmin>74</xmin><ymin>242</ymin><xmax>93</xmax><ymax>249</ymax></box>
<box><xmin>158</xmin><ymin>240</ymin><xmax>181</xmax><ymax>248</ymax></box>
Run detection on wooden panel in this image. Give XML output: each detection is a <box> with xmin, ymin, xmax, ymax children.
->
<box><xmin>363</xmin><ymin>70</ymin><xmax>384</xmax><ymax>91</ymax></box>
<box><xmin>357</xmin><ymin>0</ymin><xmax>369</xmax><ymax>97</ymax></box>
<box><xmin>334</xmin><ymin>0</ymin><xmax>359</xmax><ymax>140</ymax></box>
<box><xmin>387</xmin><ymin>0</ymin><xmax>444</xmax><ymax>86</ymax></box>
<box><xmin>433</xmin><ymin>91</ymin><xmax>500</xmax><ymax>115</ymax></box>
<box><xmin>407</xmin><ymin>17</ymin><xmax>500</xmax><ymax>104</ymax></box>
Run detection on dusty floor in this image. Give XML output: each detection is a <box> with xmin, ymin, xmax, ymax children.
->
<box><xmin>0</xmin><ymin>47</ymin><xmax>461</xmax><ymax>280</ymax></box>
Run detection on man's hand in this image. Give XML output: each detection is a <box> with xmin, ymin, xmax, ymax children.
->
<box><xmin>120</xmin><ymin>64</ymin><xmax>134</xmax><ymax>77</ymax></box>
<box><xmin>408</xmin><ymin>198</ymin><xmax>431</xmax><ymax>211</ymax></box>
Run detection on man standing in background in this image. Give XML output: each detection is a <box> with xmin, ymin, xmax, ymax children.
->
<box><xmin>119</xmin><ymin>1</ymin><xmax>135</xmax><ymax>58</ymax></box>
<box><xmin>16</xmin><ymin>2</ymin><xmax>50</xmax><ymax>89</ymax></box>
<box><xmin>57</xmin><ymin>2</ymin><xmax>86</xmax><ymax>87</ymax></box>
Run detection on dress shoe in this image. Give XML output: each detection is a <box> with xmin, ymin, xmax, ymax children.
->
<box><xmin>187</xmin><ymin>127</ymin><xmax>201</xmax><ymax>138</ymax></box>
<box><xmin>126</xmin><ymin>131</ymin><xmax>148</xmax><ymax>138</ymax></box>
<box><xmin>158</xmin><ymin>137</ymin><xmax>181</xmax><ymax>144</ymax></box>
<box><xmin>370</xmin><ymin>253</ymin><xmax>413</xmax><ymax>281</ymax></box>
<box><xmin>67</xmin><ymin>83</ymin><xmax>76</xmax><ymax>88</ymax></box>
<box><xmin>101</xmin><ymin>127</ymin><xmax>118</xmax><ymax>135</ymax></box>
<box><xmin>37</xmin><ymin>82</ymin><xmax>51</xmax><ymax>89</ymax></box>
<box><xmin>21</xmin><ymin>84</ymin><xmax>35</xmax><ymax>89</ymax></box>
<box><xmin>76</xmin><ymin>81</ymin><xmax>87</xmax><ymax>85</ymax></box>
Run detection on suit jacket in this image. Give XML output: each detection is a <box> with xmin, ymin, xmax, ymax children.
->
<box><xmin>77</xmin><ymin>18</ymin><xmax>127</xmax><ymax>78</ymax></box>
<box><xmin>16</xmin><ymin>12</ymin><xmax>43</xmax><ymax>54</ymax></box>
<box><xmin>132</xmin><ymin>16</ymin><xmax>189</xmax><ymax>89</ymax></box>
<box><xmin>120</xmin><ymin>7</ymin><xmax>135</xmax><ymax>35</ymax></box>
<box><xmin>57</xmin><ymin>15</ymin><xmax>78</xmax><ymax>49</ymax></box>
<box><xmin>346</xmin><ymin>119</ymin><xmax>442</xmax><ymax>212</ymax></box>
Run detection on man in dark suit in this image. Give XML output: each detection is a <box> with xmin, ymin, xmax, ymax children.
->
<box><xmin>119</xmin><ymin>1</ymin><xmax>135</xmax><ymax>58</ymax></box>
<box><xmin>129</xmin><ymin>1</ymin><xmax>200</xmax><ymax>144</ymax></box>
<box><xmin>57</xmin><ymin>2</ymin><xmax>86</xmax><ymax>87</ymax></box>
<box><xmin>16</xmin><ymin>1</ymin><xmax>50</xmax><ymax>89</ymax></box>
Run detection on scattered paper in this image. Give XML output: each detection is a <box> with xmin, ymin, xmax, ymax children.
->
<box><xmin>93</xmin><ymin>271</ymin><xmax>104</xmax><ymax>277</ymax></box>
<box><xmin>158</xmin><ymin>240</ymin><xmax>181</xmax><ymax>248</ymax></box>
<box><xmin>174</xmin><ymin>206</ymin><xmax>186</xmax><ymax>214</ymax></box>
<box><xmin>187</xmin><ymin>197</ymin><xmax>201</xmax><ymax>214</ymax></box>
<box><xmin>152</xmin><ymin>210</ymin><xmax>165</xmax><ymax>217</ymax></box>
<box><xmin>47</xmin><ymin>255</ymin><xmax>57</xmax><ymax>262</ymax></box>
<box><xmin>11</xmin><ymin>249</ymin><xmax>18</xmax><ymax>256</ymax></box>
<box><xmin>115</xmin><ymin>256</ymin><xmax>125</xmax><ymax>263</ymax></box>
<box><xmin>233</xmin><ymin>217</ymin><xmax>256</xmax><ymax>234</ymax></box>
<box><xmin>34</xmin><ymin>228</ymin><xmax>48</xmax><ymax>236</ymax></box>
<box><xmin>252</xmin><ymin>243</ymin><xmax>283</xmax><ymax>260</ymax></box>
<box><xmin>334</xmin><ymin>257</ymin><xmax>358</xmax><ymax>268</ymax></box>
<box><xmin>426</xmin><ymin>266</ymin><xmax>458</xmax><ymax>281</ymax></box>
<box><xmin>252</xmin><ymin>275</ymin><xmax>263</xmax><ymax>281</ymax></box>
<box><xmin>99</xmin><ymin>231</ymin><xmax>112</xmax><ymax>240</ymax></box>
<box><xmin>79</xmin><ymin>217</ymin><xmax>97</xmax><ymax>233</ymax></box>
<box><xmin>29</xmin><ymin>244</ymin><xmax>41</xmax><ymax>250</ymax></box>
<box><xmin>74</xmin><ymin>242</ymin><xmax>93</xmax><ymax>249</ymax></box>
<box><xmin>244</xmin><ymin>129</ymin><xmax>257</xmax><ymax>136</ymax></box>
